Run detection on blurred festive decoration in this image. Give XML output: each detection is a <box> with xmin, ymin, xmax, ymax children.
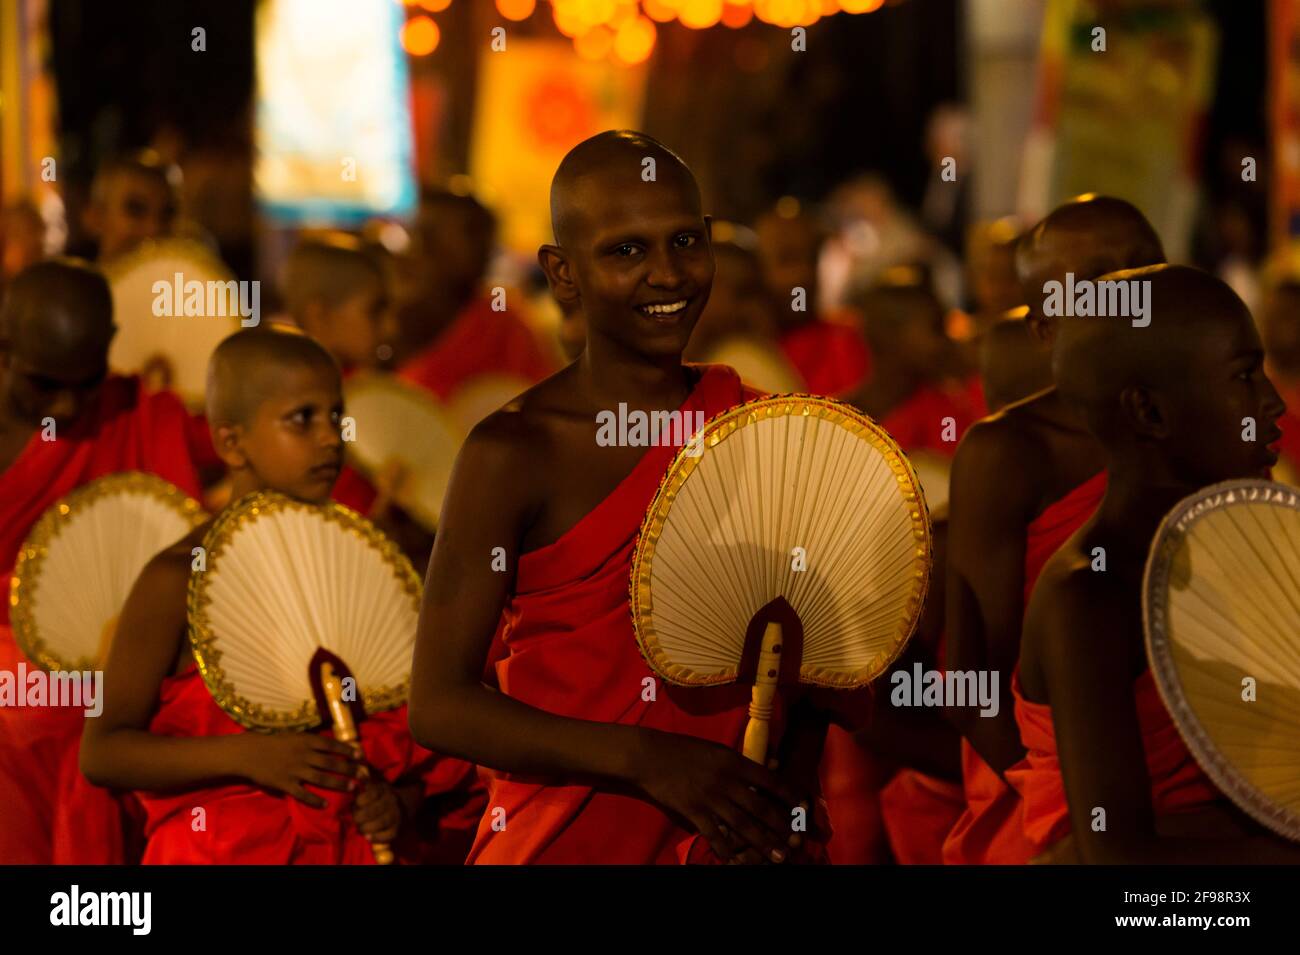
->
<box><xmin>401</xmin><ymin>14</ymin><xmax>441</xmax><ymax>55</ymax></box>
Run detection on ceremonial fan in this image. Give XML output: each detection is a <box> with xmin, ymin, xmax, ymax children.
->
<box><xmin>630</xmin><ymin>395</ymin><xmax>932</xmax><ymax>763</ymax></box>
<box><xmin>1143</xmin><ymin>479</ymin><xmax>1300</xmax><ymax>842</ymax></box>
<box><xmin>105</xmin><ymin>238</ymin><xmax>242</xmax><ymax>407</ymax></box>
<box><xmin>9</xmin><ymin>472</ymin><xmax>206</xmax><ymax>672</ymax></box>
<box><xmin>188</xmin><ymin>492</ymin><xmax>422</xmax><ymax>863</ymax></box>
<box><xmin>343</xmin><ymin>373</ymin><xmax>465</xmax><ymax>531</ymax></box>
<box><xmin>444</xmin><ymin>373</ymin><xmax>532</xmax><ymax>434</ymax></box>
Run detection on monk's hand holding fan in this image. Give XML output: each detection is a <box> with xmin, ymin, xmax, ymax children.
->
<box><xmin>351</xmin><ymin>776</ymin><xmax>403</xmax><ymax>844</ymax></box>
<box><xmin>630</xmin><ymin>728</ymin><xmax>804</xmax><ymax>864</ymax></box>
<box><xmin>232</xmin><ymin>732</ymin><xmax>362</xmax><ymax>809</ymax></box>
<box><xmin>630</xmin><ymin>396</ymin><xmax>932</xmax><ymax>863</ymax></box>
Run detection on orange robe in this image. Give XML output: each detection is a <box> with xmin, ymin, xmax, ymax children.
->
<box><xmin>0</xmin><ymin>376</ymin><xmax>201</xmax><ymax>864</ymax></box>
<box><xmin>468</xmin><ymin>364</ymin><xmax>833</xmax><ymax>864</ymax></box>
<box><xmin>138</xmin><ymin>667</ymin><xmax>478</xmax><ymax>863</ymax></box>
<box><xmin>398</xmin><ymin>296</ymin><xmax>554</xmax><ymax>401</ymax></box>
<box><xmin>1007</xmin><ymin>668</ymin><xmax>1221</xmax><ymax>855</ymax></box>
<box><xmin>779</xmin><ymin>318</ymin><xmax>872</xmax><ymax>397</ymax></box>
<box><xmin>941</xmin><ymin>470</ymin><xmax>1107</xmax><ymax>865</ymax></box>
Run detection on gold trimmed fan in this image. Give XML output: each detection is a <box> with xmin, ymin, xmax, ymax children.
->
<box><xmin>1143</xmin><ymin>479</ymin><xmax>1300</xmax><ymax>842</ymax></box>
<box><xmin>343</xmin><ymin>373</ymin><xmax>465</xmax><ymax>531</ymax></box>
<box><xmin>106</xmin><ymin>238</ymin><xmax>243</xmax><ymax>407</ymax></box>
<box><xmin>444</xmin><ymin>373</ymin><xmax>532</xmax><ymax>434</ymax></box>
<box><xmin>631</xmin><ymin>395</ymin><xmax>932</xmax><ymax>763</ymax></box>
<box><xmin>188</xmin><ymin>490</ymin><xmax>422</xmax><ymax>731</ymax></box>
<box><xmin>10</xmin><ymin>472</ymin><xmax>206</xmax><ymax>672</ymax></box>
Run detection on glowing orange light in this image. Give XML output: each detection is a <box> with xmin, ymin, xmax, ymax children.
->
<box><xmin>679</xmin><ymin>0</ymin><xmax>723</xmax><ymax>28</ymax></box>
<box><xmin>641</xmin><ymin>0</ymin><xmax>677</xmax><ymax>23</ymax></box>
<box><xmin>553</xmin><ymin>3</ymin><xmax>586</xmax><ymax>36</ymax></box>
<box><xmin>721</xmin><ymin>2</ymin><xmax>754</xmax><ymax>28</ymax></box>
<box><xmin>614</xmin><ymin>15</ymin><xmax>657</xmax><ymax>64</ymax></box>
<box><xmin>417</xmin><ymin>0</ymin><xmax>451</xmax><ymax>11</ymax></box>
<box><xmin>496</xmin><ymin>0</ymin><xmax>536</xmax><ymax>20</ymax></box>
<box><xmin>839</xmin><ymin>0</ymin><xmax>884</xmax><ymax>12</ymax></box>
<box><xmin>401</xmin><ymin>15</ymin><xmax>441</xmax><ymax>55</ymax></box>
<box><xmin>575</xmin><ymin>24</ymin><xmax>614</xmax><ymax>59</ymax></box>
<box><xmin>573</xmin><ymin>0</ymin><xmax>618</xmax><ymax>26</ymax></box>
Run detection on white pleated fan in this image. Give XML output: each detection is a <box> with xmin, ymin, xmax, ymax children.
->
<box><xmin>631</xmin><ymin>395</ymin><xmax>932</xmax><ymax>693</ymax></box>
<box><xmin>106</xmin><ymin>238</ymin><xmax>243</xmax><ymax>407</ymax></box>
<box><xmin>343</xmin><ymin>373</ymin><xmax>465</xmax><ymax>532</ymax></box>
<box><xmin>1143</xmin><ymin>479</ymin><xmax>1300</xmax><ymax>842</ymax></box>
<box><xmin>10</xmin><ymin>472</ymin><xmax>206</xmax><ymax>672</ymax></box>
<box><xmin>189</xmin><ymin>491</ymin><xmax>421</xmax><ymax>731</ymax></box>
<box><xmin>445</xmin><ymin>373</ymin><xmax>532</xmax><ymax>434</ymax></box>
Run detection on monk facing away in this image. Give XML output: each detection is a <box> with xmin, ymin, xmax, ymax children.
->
<box><xmin>409</xmin><ymin>131</ymin><xmax>863</xmax><ymax>864</ymax></box>
<box><xmin>942</xmin><ymin>195</ymin><xmax>1165</xmax><ymax>864</ymax></box>
<box><xmin>80</xmin><ymin>328</ymin><xmax>478</xmax><ymax>863</ymax></box>
<box><xmin>0</xmin><ymin>260</ymin><xmax>202</xmax><ymax>864</ymax></box>
<box><xmin>1014</xmin><ymin>264</ymin><xmax>1300</xmax><ymax>863</ymax></box>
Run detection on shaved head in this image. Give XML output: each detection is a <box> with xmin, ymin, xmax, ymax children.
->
<box><xmin>550</xmin><ymin>130</ymin><xmax>700</xmax><ymax>249</ymax></box>
<box><xmin>206</xmin><ymin>326</ymin><xmax>339</xmax><ymax>426</ymax></box>
<box><xmin>0</xmin><ymin>259</ymin><xmax>114</xmax><ymax>367</ymax></box>
<box><xmin>1052</xmin><ymin>263</ymin><xmax>1288</xmax><ymax>485</ymax></box>
<box><xmin>1018</xmin><ymin>195</ymin><xmax>1164</xmax><ymax>310</ymax></box>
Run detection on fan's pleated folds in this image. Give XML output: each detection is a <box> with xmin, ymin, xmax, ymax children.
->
<box><xmin>343</xmin><ymin>373</ymin><xmax>464</xmax><ymax>532</ymax></box>
<box><xmin>11</xmin><ymin>472</ymin><xmax>205</xmax><ymax>672</ymax></box>
<box><xmin>1144</xmin><ymin>479</ymin><xmax>1300</xmax><ymax>841</ymax></box>
<box><xmin>632</xmin><ymin>396</ymin><xmax>931</xmax><ymax>688</ymax></box>
<box><xmin>106</xmin><ymin>238</ymin><xmax>242</xmax><ymax>406</ymax></box>
<box><xmin>189</xmin><ymin>492</ymin><xmax>421</xmax><ymax>731</ymax></box>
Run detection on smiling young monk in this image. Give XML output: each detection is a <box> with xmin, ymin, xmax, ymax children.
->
<box><xmin>409</xmin><ymin>131</ymin><xmax>862</xmax><ymax>864</ymax></box>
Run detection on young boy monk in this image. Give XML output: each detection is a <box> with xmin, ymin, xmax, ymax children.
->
<box><xmin>83</xmin><ymin>151</ymin><xmax>177</xmax><ymax>265</ymax></box>
<box><xmin>0</xmin><ymin>259</ymin><xmax>202</xmax><ymax>864</ymax></box>
<box><xmin>942</xmin><ymin>195</ymin><xmax>1164</xmax><ymax>864</ymax></box>
<box><xmin>1014</xmin><ymin>264</ymin><xmax>1300</xmax><ymax>863</ymax></box>
<box><xmin>755</xmin><ymin>205</ymin><xmax>872</xmax><ymax>396</ymax></box>
<box><xmin>80</xmin><ymin>328</ymin><xmax>476</xmax><ymax>863</ymax></box>
<box><xmin>409</xmin><ymin>131</ymin><xmax>862</xmax><ymax>864</ymax></box>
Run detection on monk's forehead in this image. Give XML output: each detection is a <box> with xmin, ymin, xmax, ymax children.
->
<box><xmin>558</xmin><ymin>163</ymin><xmax>702</xmax><ymax>244</ymax></box>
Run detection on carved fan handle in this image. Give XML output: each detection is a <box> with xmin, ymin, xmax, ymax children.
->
<box><xmin>321</xmin><ymin>663</ymin><xmax>394</xmax><ymax>865</ymax></box>
<box><xmin>742</xmin><ymin>622</ymin><xmax>783</xmax><ymax>764</ymax></box>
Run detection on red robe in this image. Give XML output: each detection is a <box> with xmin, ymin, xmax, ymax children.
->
<box><xmin>880</xmin><ymin>382</ymin><xmax>986</xmax><ymax>458</ymax></box>
<box><xmin>779</xmin><ymin>318</ymin><xmax>872</xmax><ymax>397</ymax></box>
<box><xmin>467</xmin><ymin>364</ymin><xmax>832</xmax><ymax>864</ymax></box>
<box><xmin>1007</xmin><ymin>668</ymin><xmax>1220</xmax><ymax>856</ymax></box>
<box><xmin>942</xmin><ymin>470</ymin><xmax>1107</xmax><ymax>865</ymax></box>
<box><xmin>0</xmin><ymin>376</ymin><xmax>201</xmax><ymax>864</ymax></box>
<box><xmin>138</xmin><ymin>667</ymin><xmax>474</xmax><ymax>863</ymax></box>
<box><xmin>398</xmin><ymin>296</ymin><xmax>554</xmax><ymax>401</ymax></box>
<box><xmin>1278</xmin><ymin>382</ymin><xmax>1300</xmax><ymax>476</ymax></box>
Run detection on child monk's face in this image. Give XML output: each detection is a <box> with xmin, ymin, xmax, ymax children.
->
<box><xmin>1159</xmin><ymin>307</ymin><xmax>1287</xmax><ymax>484</ymax></box>
<box><xmin>567</xmin><ymin>173</ymin><xmax>713</xmax><ymax>360</ymax></box>
<box><xmin>227</xmin><ymin>363</ymin><xmax>344</xmax><ymax>504</ymax></box>
<box><xmin>315</xmin><ymin>284</ymin><xmax>395</xmax><ymax>371</ymax></box>
<box><xmin>91</xmin><ymin>171</ymin><xmax>174</xmax><ymax>262</ymax></box>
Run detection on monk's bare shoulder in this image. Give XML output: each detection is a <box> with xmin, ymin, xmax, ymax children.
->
<box><xmin>136</xmin><ymin>520</ymin><xmax>213</xmax><ymax>602</ymax></box>
<box><xmin>949</xmin><ymin>400</ymin><xmax>1046</xmax><ymax>517</ymax></box>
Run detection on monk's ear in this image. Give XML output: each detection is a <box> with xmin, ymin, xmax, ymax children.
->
<box><xmin>538</xmin><ymin>245</ymin><xmax>578</xmax><ymax>303</ymax></box>
<box><xmin>1118</xmin><ymin>385</ymin><xmax>1168</xmax><ymax>439</ymax></box>
<box><xmin>212</xmin><ymin>422</ymin><xmax>249</xmax><ymax>470</ymax></box>
<box><xmin>1026</xmin><ymin>311</ymin><xmax>1055</xmax><ymax>348</ymax></box>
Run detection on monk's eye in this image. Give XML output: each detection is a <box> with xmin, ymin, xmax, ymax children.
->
<box><xmin>614</xmin><ymin>244</ymin><xmax>639</xmax><ymax>257</ymax></box>
<box><xmin>674</xmin><ymin>234</ymin><xmax>698</xmax><ymax>249</ymax></box>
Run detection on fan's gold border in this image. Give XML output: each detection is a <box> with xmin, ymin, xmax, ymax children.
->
<box><xmin>1142</xmin><ymin>478</ymin><xmax>1300</xmax><ymax>843</ymax></box>
<box><xmin>630</xmin><ymin>394</ymin><xmax>933</xmax><ymax>688</ymax></box>
<box><xmin>9</xmin><ymin>472</ymin><xmax>207</xmax><ymax>673</ymax></box>
<box><xmin>187</xmin><ymin>489</ymin><xmax>423</xmax><ymax>732</ymax></box>
<box><xmin>342</xmin><ymin>372</ymin><xmax>465</xmax><ymax>533</ymax></box>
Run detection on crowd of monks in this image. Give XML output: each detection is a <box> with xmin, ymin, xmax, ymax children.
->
<box><xmin>1</xmin><ymin>128</ymin><xmax>1298</xmax><ymax>865</ymax></box>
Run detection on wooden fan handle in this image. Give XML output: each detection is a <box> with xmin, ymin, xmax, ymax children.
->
<box><xmin>742</xmin><ymin>622</ymin><xmax>783</xmax><ymax>764</ymax></box>
<box><xmin>321</xmin><ymin>663</ymin><xmax>394</xmax><ymax>866</ymax></box>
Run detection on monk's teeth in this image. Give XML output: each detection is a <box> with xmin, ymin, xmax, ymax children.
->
<box><xmin>639</xmin><ymin>300</ymin><xmax>688</xmax><ymax>316</ymax></box>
